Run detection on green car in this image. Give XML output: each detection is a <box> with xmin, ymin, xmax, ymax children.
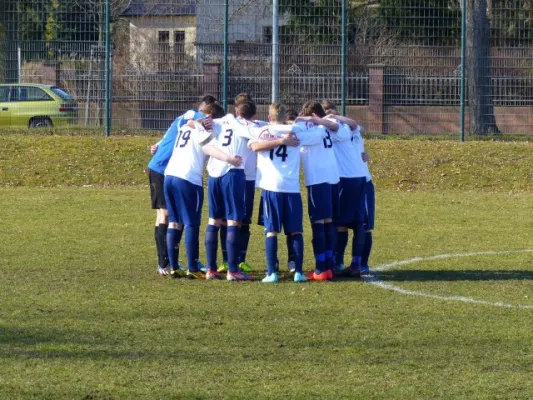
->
<box><xmin>0</xmin><ymin>83</ymin><xmax>78</xmax><ymax>128</ymax></box>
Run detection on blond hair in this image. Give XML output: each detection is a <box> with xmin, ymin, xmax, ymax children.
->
<box><xmin>269</xmin><ymin>103</ymin><xmax>286</xmax><ymax>124</ymax></box>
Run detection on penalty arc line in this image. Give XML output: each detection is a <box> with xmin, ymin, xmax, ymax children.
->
<box><xmin>363</xmin><ymin>250</ymin><xmax>533</xmax><ymax>310</ymax></box>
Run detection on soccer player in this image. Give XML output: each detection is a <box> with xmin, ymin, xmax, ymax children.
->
<box><xmin>147</xmin><ymin>99</ymin><xmax>213</xmax><ymax>276</ymax></box>
<box><xmin>164</xmin><ymin>103</ymin><xmax>240</xmax><ymax>279</ymax></box>
<box><xmin>202</xmin><ymin>101</ymin><xmax>259</xmax><ymax>281</ymax></box>
<box><xmin>217</xmin><ymin>93</ymin><xmax>257</xmax><ymax>274</ymax></box>
<box><xmin>321</xmin><ymin>102</ymin><xmax>368</xmax><ymax>277</ymax></box>
<box><xmin>249</xmin><ymin>103</ymin><xmax>326</xmax><ymax>283</ymax></box>
<box><xmin>358</xmin><ymin>126</ymin><xmax>374</xmax><ymax>274</ymax></box>
<box><xmin>294</xmin><ymin>101</ymin><xmax>347</xmax><ymax>281</ymax></box>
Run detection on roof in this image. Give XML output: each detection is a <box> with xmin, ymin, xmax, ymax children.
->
<box><xmin>122</xmin><ymin>0</ymin><xmax>196</xmax><ymax>16</ymax></box>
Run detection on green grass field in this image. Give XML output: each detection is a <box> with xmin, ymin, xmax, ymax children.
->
<box><xmin>1</xmin><ymin>136</ymin><xmax>533</xmax><ymax>399</ymax></box>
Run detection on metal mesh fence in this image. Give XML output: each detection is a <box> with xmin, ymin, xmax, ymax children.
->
<box><xmin>1</xmin><ymin>0</ymin><xmax>533</xmax><ymax>135</ymax></box>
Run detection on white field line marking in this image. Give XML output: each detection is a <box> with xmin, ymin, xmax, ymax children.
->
<box><xmin>364</xmin><ymin>250</ymin><xmax>533</xmax><ymax>310</ymax></box>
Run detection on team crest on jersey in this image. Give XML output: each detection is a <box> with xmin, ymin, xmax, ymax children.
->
<box><xmin>305</xmin><ymin>121</ymin><xmax>317</xmax><ymax>129</ymax></box>
<box><xmin>259</xmin><ymin>127</ymin><xmax>277</xmax><ymax>140</ymax></box>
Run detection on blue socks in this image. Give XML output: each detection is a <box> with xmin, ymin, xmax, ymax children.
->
<box><xmin>335</xmin><ymin>230</ymin><xmax>349</xmax><ymax>266</ymax></box>
<box><xmin>361</xmin><ymin>231</ymin><xmax>373</xmax><ymax>267</ymax></box>
<box><xmin>265</xmin><ymin>236</ymin><xmax>278</xmax><ymax>275</ymax></box>
<box><xmin>220</xmin><ymin>225</ymin><xmax>228</xmax><ymax>263</ymax></box>
<box><xmin>324</xmin><ymin>222</ymin><xmax>335</xmax><ymax>271</ymax></box>
<box><xmin>166</xmin><ymin>227</ymin><xmax>183</xmax><ymax>270</ymax></box>
<box><xmin>291</xmin><ymin>233</ymin><xmax>304</xmax><ymax>273</ymax></box>
<box><xmin>226</xmin><ymin>226</ymin><xmax>241</xmax><ymax>273</ymax></box>
<box><xmin>351</xmin><ymin>223</ymin><xmax>365</xmax><ymax>264</ymax></box>
<box><xmin>205</xmin><ymin>224</ymin><xmax>219</xmax><ymax>272</ymax></box>
<box><xmin>239</xmin><ymin>224</ymin><xmax>251</xmax><ymax>263</ymax></box>
<box><xmin>185</xmin><ymin>226</ymin><xmax>200</xmax><ymax>272</ymax></box>
<box><xmin>286</xmin><ymin>234</ymin><xmax>295</xmax><ymax>264</ymax></box>
<box><xmin>311</xmin><ymin>223</ymin><xmax>326</xmax><ymax>273</ymax></box>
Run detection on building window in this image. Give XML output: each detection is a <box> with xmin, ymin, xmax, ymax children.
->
<box><xmin>173</xmin><ymin>30</ymin><xmax>186</xmax><ymax>71</ymax></box>
<box><xmin>263</xmin><ymin>26</ymin><xmax>272</xmax><ymax>44</ymax></box>
<box><xmin>158</xmin><ymin>31</ymin><xmax>170</xmax><ymax>73</ymax></box>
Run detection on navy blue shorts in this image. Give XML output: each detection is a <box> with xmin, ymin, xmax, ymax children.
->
<box><xmin>331</xmin><ymin>183</ymin><xmax>339</xmax><ymax>223</ymax></box>
<box><xmin>257</xmin><ymin>191</ymin><xmax>265</xmax><ymax>226</ymax></box>
<box><xmin>164</xmin><ymin>176</ymin><xmax>204</xmax><ymax>227</ymax></box>
<box><xmin>336</xmin><ymin>177</ymin><xmax>366</xmax><ymax>227</ymax></box>
<box><xmin>208</xmin><ymin>169</ymin><xmax>246</xmax><ymax>221</ymax></box>
<box><xmin>243</xmin><ymin>180</ymin><xmax>256</xmax><ymax>225</ymax></box>
<box><xmin>364</xmin><ymin>180</ymin><xmax>375</xmax><ymax>231</ymax></box>
<box><xmin>307</xmin><ymin>182</ymin><xmax>334</xmax><ymax>223</ymax></box>
<box><xmin>262</xmin><ymin>190</ymin><xmax>303</xmax><ymax>234</ymax></box>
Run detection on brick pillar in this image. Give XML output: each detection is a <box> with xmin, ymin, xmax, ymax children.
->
<box><xmin>203</xmin><ymin>62</ymin><xmax>221</xmax><ymax>101</ymax></box>
<box><xmin>368</xmin><ymin>64</ymin><xmax>385</xmax><ymax>134</ymax></box>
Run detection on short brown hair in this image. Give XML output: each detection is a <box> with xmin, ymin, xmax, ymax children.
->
<box><xmin>286</xmin><ymin>109</ymin><xmax>298</xmax><ymax>123</ymax></box>
<box><xmin>235</xmin><ymin>101</ymin><xmax>257</xmax><ymax>120</ymax></box>
<box><xmin>300</xmin><ymin>100</ymin><xmax>326</xmax><ymax>118</ymax></box>
<box><xmin>321</xmin><ymin>100</ymin><xmax>337</xmax><ymax>115</ymax></box>
<box><xmin>235</xmin><ymin>93</ymin><xmax>252</xmax><ymax>106</ymax></box>
<box><xmin>269</xmin><ymin>103</ymin><xmax>286</xmax><ymax>124</ymax></box>
<box><xmin>201</xmin><ymin>102</ymin><xmax>225</xmax><ymax>119</ymax></box>
<box><xmin>200</xmin><ymin>95</ymin><xmax>217</xmax><ymax>104</ymax></box>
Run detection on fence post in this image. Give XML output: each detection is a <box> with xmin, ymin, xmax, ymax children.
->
<box><xmin>368</xmin><ymin>64</ymin><xmax>385</xmax><ymax>134</ymax></box>
<box><xmin>104</xmin><ymin>0</ymin><xmax>111</xmax><ymax>136</ymax></box>
<box><xmin>203</xmin><ymin>62</ymin><xmax>222</xmax><ymax>101</ymax></box>
<box><xmin>341</xmin><ymin>0</ymin><xmax>347</xmax><ymax>116</ymax></box>
<box><xmin>272</xmin><ymin>0</ymin><xmax>280</xmax><ymax>103</ymax></box>
<box><xmin>460</xmin><ymin>0</ymin><xmax>466</xmax><ymax>141</ymax></box>
<box><xmin>223</xmin><ymin>0</ymin><xmax>229</xmax><ymax>112</ymax></box>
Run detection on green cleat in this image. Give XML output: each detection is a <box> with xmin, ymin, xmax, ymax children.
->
<box><xmin>217</xmin><ymin>262</ymin><xmax>229</xmax><ymax>273</ymax></box>
<box><xmin>186</xmin><ymin>270</ymin><xmax>206</xmax><ymax>280</ymax></box>
<box><xmin>238</xmin><ymin>262</ymin><xmax>253</xmax><ymax>273</ymax></box>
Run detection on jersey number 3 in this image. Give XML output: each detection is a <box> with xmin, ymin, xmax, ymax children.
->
<box><xmin>323</xmin><ymin>130</ymin><xmax>333</xmax><ymax>148</ymax></box>
<box><xmin>222</xmin><ymin>129</ymin><xmax>233</xmax><ymax>146</ymax></box>
<box><xmin>269</xmin><ymin>145</ymin><xmax>288</xmax><ymax>162</ymax></box>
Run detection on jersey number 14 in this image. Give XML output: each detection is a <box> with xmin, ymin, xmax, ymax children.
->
<box><xmin>269</xmin><ymin>145</ymin><xmax>288</xmax><ymax>162</ymax></box>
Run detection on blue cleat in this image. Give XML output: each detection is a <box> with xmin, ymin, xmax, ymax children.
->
<box><xmin>293</xmin><ymin>272</ymin><xmax>307</xmax><ymax>283</ymax></box>
<box><xmin>360</xmin><ymin>265</ymin><xmax>370</xmax><ymax>274</ymax></box>
<box><xmin>262</xmin><ymin>273</ymin><xmax>279</xmax><ymax>283</ymax></box>
<box><xmin>197</xmin><ymin>260</ymin><xmax>207</xmax><ymax>273</ymax></box>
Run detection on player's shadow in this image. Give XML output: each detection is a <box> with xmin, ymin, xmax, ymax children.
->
<box><xmin>377</xmin><ymin>269</ymin><xmax>533</xmax><ymax>282</ymax></box>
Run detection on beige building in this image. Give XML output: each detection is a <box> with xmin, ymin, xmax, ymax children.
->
<box><xmin>122</xmin><ymin>0</ymin><xmax>276</xmax><ymax>73</ymax></box>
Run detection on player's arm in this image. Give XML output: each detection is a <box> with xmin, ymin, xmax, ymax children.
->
<box><xmin>295</xmin><ymin>115</ymin><xmax>339</xmax><ymax>132</ymax></box>
<box><xmin>188</xmin><ymin>119</ymin><xmax>218</xmax><ymax>146</ymax></box>
<box><xmin>249</xmin><ymin>135</ymin><xmax>300</xmax><ymax>152</ymax></box>
<box><xmin>329</xmin><ymin>121</ymin><xmax>351</xmax><ymax>142</ymax></box>
<box><xmin>327</xmin><ymin>114</ymin><xmax>358</xmax><ymax>131</ymax></box>
<box><xmin>203</xmin><ymin>145</ymin><xmax>242</xmax><ymax>167</ymax></box>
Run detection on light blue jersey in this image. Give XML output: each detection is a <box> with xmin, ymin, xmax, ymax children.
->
<box><xmin>148</xmin><ymin>110</ymin><xmax>205</xmax><ymax>174</ymax></box>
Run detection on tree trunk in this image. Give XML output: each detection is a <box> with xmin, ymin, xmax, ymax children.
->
<box><xmin>466</xmin><ymin>0</ymin><xmax>500</xmax><ymax>134</ymax></box>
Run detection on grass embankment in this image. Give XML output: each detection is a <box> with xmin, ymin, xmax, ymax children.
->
<box><xmin>1</xmin><ymin>135</ymin><xmax>533</xmax><ymax>191</ymax></box>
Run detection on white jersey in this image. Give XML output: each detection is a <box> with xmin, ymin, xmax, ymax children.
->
<box><xmin>297</xmin><ymin>120</ymin><xmax>341</xmax><ymax>186</ymax></box>
<box><xmin>331</xmin><ymin>122</ymin><xmax>368</xmax><ymax>179</ymax></box>
<box><xmin>164</xmin><ymin>125</ymin><xmax>208</xmax><ymax>186</ymax></box>
<box><xmin>242</xmin><ymin>119</ymin><xmax>267</xmax><ymax>181</ymax></box>
<box><xmin>251</xmin><ymin>124</ymin><xmax>326</xmax><ymax>193</ymax></box>
<box><xmin>206</xmin><ymin>114</ymin><xmax>255</xmax><ymax>178</ymax></box>
<box><xmin>358</xmin><ymin>129</ymin><xmax>372</xmax><ymax>182</ymax></box>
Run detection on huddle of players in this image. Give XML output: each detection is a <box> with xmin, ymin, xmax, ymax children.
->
<box><xmin>147</xmin><ymin>94</ymin><xmax>374</xmax><ymax>283</ymax></box>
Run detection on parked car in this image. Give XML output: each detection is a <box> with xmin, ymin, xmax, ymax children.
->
<box><xmin>0</xmin><ymin>84</ymin><xmax>78</xmax><ymax>128</ymax></box>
